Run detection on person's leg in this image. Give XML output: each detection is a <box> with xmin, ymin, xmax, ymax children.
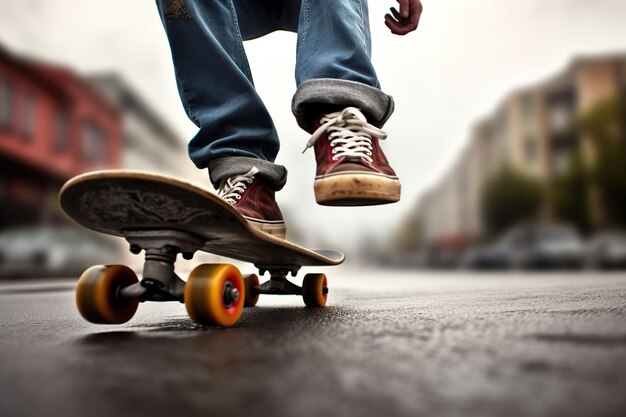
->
<box><xmin>156</xmin><ymin>0</ymin><xmax>286</xmax><ymax>190</ymax></box>
<box><xmin>157</xmin><ymin>0</ymin><xmax>289</xmax><ymax>238</ymax></box>
<box><xmin>291</xmin><ymin>0</ymin><xmax>394</xmax><ymax>132</ymax></box>
<box><xmin>289</xmin><ymin>0</ymin><xmax>400</xmax><ymax>206</ymax></box>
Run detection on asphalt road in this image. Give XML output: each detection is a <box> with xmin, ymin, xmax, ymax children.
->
<box><xmin>1</xmin><ymin>267</ymin><xmax>625</xmax><ymax>417</ymax></box>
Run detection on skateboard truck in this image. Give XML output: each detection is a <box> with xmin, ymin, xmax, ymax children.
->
<box><xmin>119</xmin><ymin>230</ymin><xmax>205</xmax><ymax>303</ymax></box>
<box><xmin>254</xmin><ymin>265</ymin><xmax>303</xmax><ymax>296</ymax></box>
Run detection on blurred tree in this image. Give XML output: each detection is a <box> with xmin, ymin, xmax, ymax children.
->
<box><xmin>480</xmin><ymin>166</ymin><xmax>543</xmax><ymax>238</ymax></box>
<box><xmin>576</xmin><ymin>94</ymin><xmax>626</xmax><ymax>228</ymax></box>
<box><xmin>549</xmin><ymin>154</ymin><xmax>591</xmax><ymax>234</ymax></box>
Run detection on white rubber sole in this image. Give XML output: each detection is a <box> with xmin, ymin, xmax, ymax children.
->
<box><xmin>314</xmin><ymin>172</ymin><xmax>401</xmax><ymax>206</ymax></box>
<box><xmin>244</xmin><ymin>217</ymin><xmax>287</xmax><ymax>239</ymax></box>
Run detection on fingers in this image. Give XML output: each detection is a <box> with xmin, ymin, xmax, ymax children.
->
<box><xmin>398</xmin><ymin>0</ymin><xmax>409</xmax><ymax>18</ymax></box>
<box><xmin>384</xmin><ymin>14</ymin><xmax>407</xmax><ymax>36</ymax></box>
<box><xmin>389</xmin><ymin>7</ymin><xmax>401</xmax><ymax>20</ymax></box>
<box><xmin>384</xmin><ymin>13</ymin><xmax>418</xmax><ymax>36</ymax></box>
<box><xmin>385</xmin><ymin>0</ymin><xmax>422</xmax><ymax>36</ymax></box>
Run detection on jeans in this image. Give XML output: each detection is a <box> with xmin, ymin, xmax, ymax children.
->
<box><xmin>156</xmin><ymin>0</ymin><xmax>394</xmax><ymax>189</ymax></box>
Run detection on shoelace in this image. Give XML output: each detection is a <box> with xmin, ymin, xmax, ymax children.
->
<box><xmin>217</xmin><ymin>167</ymin><xmax>259</xmax><ymax>205</ymax></box>
<box><xmin>302</xmin><ymin>107</ymin><xmax>387</xmax><ymax>163</ymax></box>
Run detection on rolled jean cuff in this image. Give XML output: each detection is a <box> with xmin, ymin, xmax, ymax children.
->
<box><xmin>208</xmin><ymin>156</ymin><xmax>288</xmax><ymax>191</ymax></box>
<box><xmin>291</xmin><ymin>78</ymin><xmax>395</xmax><ymax>132</ymax></box>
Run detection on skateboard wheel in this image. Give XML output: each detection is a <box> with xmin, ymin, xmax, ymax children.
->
<box><xmin>76</xmin><ymin>265</ymin><xmax>139</xmax><ymax>324</ymax></box>
<box><xmin>302</xmin><ymin>273</ymin><xmax>328</xmax><ymax>307</ymax></box>
<box><xmin>185</xmin><ymin>264</ymin><xmax>244</xmax><ymax>327</ymax></box>
<box><xmin>243</xmin><ymin>274</ymin><xmax>260</xmax><ymax>307</ymax></box>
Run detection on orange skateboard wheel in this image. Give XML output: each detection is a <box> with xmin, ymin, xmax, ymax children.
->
<box><xmin>243</xmin><ymin>273</ymin><xmax>260</xmax><ymax>307</ymax></box>
<box><xmin>185</xmin><ymin>264</ymin><xmax>244</xmax><ymax>327</ymax></box>
<box><xmin>302</xmin><ymin>273</ymin><xmax>328</xmax><ymax>307</ymax></box>
<box><xmin>76</xmin><ymin>265</ymin><xmax>139</xmax><ymax>324</ymax></box>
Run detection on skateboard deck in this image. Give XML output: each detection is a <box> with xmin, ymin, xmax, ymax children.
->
<box><xmin>59</xmin><ymin>170</ymin><xmax>344</xmax><ymax>267</ymax></box>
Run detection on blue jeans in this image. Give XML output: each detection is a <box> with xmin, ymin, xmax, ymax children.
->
<box><xmin>156</xmin><ymin>0</ymin><xmax>394</xmax><ymax>189</ymax></box>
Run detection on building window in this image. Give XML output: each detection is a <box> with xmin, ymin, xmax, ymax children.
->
<box><xmin>525</xmin><ymin>136</ymin><xmax>537</xmax><ymax>165</ymax></box>
<box><xmin>547</xmin><ymin>87</ymin><xmax>576</xmax><ymax>133</ymax></box>
<box><xmin>551</xmin><ymin>136</ymin><xmax>577</xmax><ymax>176</ymax></box>
<box><xmin>0</xmin><ymin>79</ymin><xmax>13</xmax><ymax>129</ymax></box>
<box><xmin>53</xmin><ymin>111</ymin><xmax>70</xmax><ymax>152</ymax></box>
<box><xmin>548</xmin><ymin>105</ymin><xmax>572</xmax><ymax>133</ymax></box>
<box><xmin>82</xmin><ymin>121</ymin><xmax>107</xmax><ymax>164</ymax></box>
<box><xmin>19</xmin><ymin>93</ymin><xmax>36</xmax><ymax>140</ymax></box>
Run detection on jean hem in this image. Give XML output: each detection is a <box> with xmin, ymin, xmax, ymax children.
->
<box><xmin>291</xmin><ymin>78</ymin><xmax>395</xmax><ymax>132</ymax></box>
<box><xmin>208</xmin><ymin>156</ymin><xmax>288</xmax><ymax>191</ymax></box>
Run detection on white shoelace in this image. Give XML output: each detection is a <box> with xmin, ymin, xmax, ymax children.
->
<box><xmin>217</xmin><ymin>167</ymin><xmax>258</xmax><ymax>205</ymax></box>
<box><xmin>302</xmin><ymin>107</ymin><xmax>387</xmax><ymax>163</ymax></box>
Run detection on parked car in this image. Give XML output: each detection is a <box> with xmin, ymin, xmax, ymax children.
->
<box><xmin>586</xmin><ymin>231</ymin><xmax>626</xmax><ymax>270</ymax></box>
<box><xmin>0</xmin><ymin>226</ymin><xmax>121</xmax><ymax>278</ymax></box>
<box><xmin>464</xmin><ymin>224</ymin><xmax>584</xmax><ymax>270</ymax></box>
<box><xmin>510</xmin><ymin>224</ymin><xmax>585</xmax><ymax>269</ymax></box>
<box><xmin>462</xmin><ymin>244</ymin><xmax>511</xmax><ymax>270</ymax></box>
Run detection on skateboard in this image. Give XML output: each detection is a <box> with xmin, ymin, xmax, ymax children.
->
<box><xmin>59</xmin><ymin>170</ymin><xmax>344</xmax><ymax>327</ymax></box>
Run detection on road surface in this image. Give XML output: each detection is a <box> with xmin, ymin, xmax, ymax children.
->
<box><xmin>1</xmin><ymin>267</ymin><xmax>625</xmax><ymax>417</ymax></box>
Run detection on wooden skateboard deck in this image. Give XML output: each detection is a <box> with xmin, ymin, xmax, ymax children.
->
<box><xmin>59</xmin><ymin>170</ymin><xmax>344</xmax><ymax>268</ymax></box>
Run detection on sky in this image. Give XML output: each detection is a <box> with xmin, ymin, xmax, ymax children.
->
<box><xmin>1</xmin><ymin>0</ymin><xmax>626</xmax><ymax>253</ymax></box>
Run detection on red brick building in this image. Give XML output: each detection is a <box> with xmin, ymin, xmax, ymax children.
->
<box><xmin>0</xmin><ymin>45</ymin><xmax>122</xmax><ymax>227</ymax></box>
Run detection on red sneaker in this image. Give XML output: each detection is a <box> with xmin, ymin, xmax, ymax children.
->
<box><xmin>217</xmin><ymin>168</ymin><xmax>286</xmax><ymax>239</ymax></box>
<box><xmin>303</xmin><ymin>107</ymin><xmax>401</xmax><ymax>206</ymax></box>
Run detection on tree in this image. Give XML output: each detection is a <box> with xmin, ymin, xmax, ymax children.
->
<box><xmin>480</xmin><ymin>166</ymin><xmax>543</xmax><ymax>238</ymax></box>
<box><xmin>576</xmin><ymin>94</ymin><xmax>626</xmax><ymax>228</ymax></box>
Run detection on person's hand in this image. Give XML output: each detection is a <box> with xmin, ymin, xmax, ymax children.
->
<box><xmin>385</xmin><ymin>0</ymin><xmax>422</xmax><ymax>36</ymax></box>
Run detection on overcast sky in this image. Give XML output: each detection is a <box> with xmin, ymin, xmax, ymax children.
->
<box><xmin>2</xmin><ymin>0</ymin><xmax>626</xmax><ymax>252</ymax></box>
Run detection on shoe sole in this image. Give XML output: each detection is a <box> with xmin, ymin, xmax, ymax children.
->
<box><xmin>314</xmin><ymin>173</ymin><xmax>401</xmax><ymax>206</ymax></box>
<box><xmin>244</xmin><ymin>217</ymin><xmax>287</xmax><ymax>240</ymax></box>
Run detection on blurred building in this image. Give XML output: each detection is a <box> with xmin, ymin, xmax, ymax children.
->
<box><xmin>86</xmin><ymin>74</ymin><xmax>186</xmax><ymax>176</ymax></box>
<box><xmin>0</xmin><ymin>44</ymin><xmax>193</xmax><ymax>276</ymax></box>
<box><xmin>0</xmin><ymin>44</ymin><xmax>122</xmax><ymax>227</ymax></box>
<box><xmin>0</xmin><ymin>44</ymin><xmax>187</xmax><ymax>229</ymax></box>
<box><xmin>417</xmin><ymin>52</ymin><xmax>626</xmax><ymax>249</ymax></box>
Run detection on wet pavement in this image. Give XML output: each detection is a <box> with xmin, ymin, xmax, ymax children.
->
<box><xmin>1</xmin><ymin>267</ymin><xmax>626</xmax><ymax>417</ymax></box>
